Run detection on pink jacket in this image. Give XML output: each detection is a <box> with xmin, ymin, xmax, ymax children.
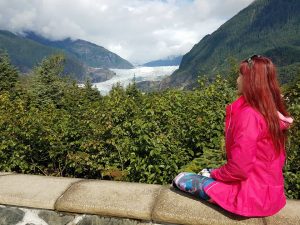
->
<box><xmin>204</xmin><ymin>95</ymin><xmax>294</xmax><ymax>217</ymax></box>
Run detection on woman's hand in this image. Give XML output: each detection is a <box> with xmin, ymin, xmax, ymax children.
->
<box><xmin>198</xmin><ymin>168</ymin><xmax>215</xmax><ymax>177</ymax></box>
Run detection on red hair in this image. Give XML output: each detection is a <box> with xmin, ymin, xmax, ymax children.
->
<box><xmin>239</xmin><ymin>56</ymin><xmax>291</xmax><ymax>157</ymax></box>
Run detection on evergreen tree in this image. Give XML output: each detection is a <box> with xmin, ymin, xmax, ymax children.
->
<box><xmin>83</xmin><ymin>77</ymin><xmax>102</xmax><ymax>102</ymax></box>
<box><xmin>29</xmin><ymin>53</ymin><xmax>67</xmax><ymax>107</ymax></box>
<box><xmin>224</xmin><ymin>56</ymin><xmax>239</xmax><ymax>90</ymax></box>
<box><xmin>0</xmin><ymin>52</ymin><xmax>19</xmax><ymax>93</ymax></box>
<box><xmin>125</xmin><ymin>73</ymin><xmax>143</xmax><ymax>100</ymax></box>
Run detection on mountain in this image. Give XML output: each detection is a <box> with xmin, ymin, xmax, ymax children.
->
<box><xmin>0</xmin><ymin>30</ymin><xmax>87</xmax><ymax>79</ymax></box>
<box><xmin>158</xmin><ymin>0</ymin><xmax>300</xmax><ymax>90</ymax></box>
<box><xmin>136</xmin><ymin>80</ymin><xmax>161</xmax><ymax>93</ymax></box>
<box><xmin>0</xmin><ymin>30</ymin><xmax>132</xmax><ymax>82</ymax></box>
<box><xmin>141</xmin><ymin>55</ymin><xmax>183</xmax><ymax>67</ymax></box>
<box><xmin>23</xmin><ymin>31</ymin><xmax>134</xmax><ymax>69</ymax></box>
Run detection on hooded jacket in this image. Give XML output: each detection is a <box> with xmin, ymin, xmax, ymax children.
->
<box><xmin>203</xmin><ymin>95</ymin><xmax>294</xmax><ymax>217</ymax></box>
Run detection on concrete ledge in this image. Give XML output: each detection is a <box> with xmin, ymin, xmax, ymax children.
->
<box><xmin>0</xmin><ymin>172</ymin><xmax>83</xmax><ymax>210</ymax></box>
<box><xmin>0</xmin><ymin>172</ymin><xmax>299</xmax><ymax>225</ymax></box>
<box><xmin>263</xmin><ymin>199</ymin><xmax>300</xmax><ymax>225</ymax></box>
<box><xmin>152</xmin><ymin>187</ymin><xmax>264</xmax><ymax>225</ymax></box>
<box><xmin>0</xmin><ymin>172</ymin><xmax>15</xmax><ymax>176</ymax></box>
<box><xmin>55</xmin><ymin>179</ymin><xmax>163</xmax><ymax>221</ymax></box>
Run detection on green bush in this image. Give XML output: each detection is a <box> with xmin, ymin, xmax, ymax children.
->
<box><xmin>282</xmin><ymin>74</ymin><xmax>300</xmax><ymax>199</ymax></box>
<box><xmin>0</xmin><ymin>54</ymin><xmax>299</xmax><ymax>199</ymax></box>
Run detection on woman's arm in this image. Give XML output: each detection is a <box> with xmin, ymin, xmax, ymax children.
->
<box><xmin>210</xmin><ymin>110</ymin><xmax>261</xmax><ymax>182</ymax></box>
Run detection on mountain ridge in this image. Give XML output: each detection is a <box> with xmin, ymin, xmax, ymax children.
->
<box><xmin>0</xmin><ymin>30</ymin><xmax>132</xmax><ymax>82</ymax></box>
<box><xmin>22</xmin><ymin>31</ymin><xmax>134</xmax><ymax>69</ymax></box>
<box><xmin>158</xmin><ymin>0</ymin><xmax>300</xmax><ymax>90</ymax></box>
<box><xmin>141</xmin><ymin>55</ymin><xmax>183</xmax><ymax>67</ymax></box>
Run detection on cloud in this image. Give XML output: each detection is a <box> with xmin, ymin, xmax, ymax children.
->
<box><xmin>0</xmin><ymin>0</ymin><xmax>254</xmax><ymax>65</ymax></box>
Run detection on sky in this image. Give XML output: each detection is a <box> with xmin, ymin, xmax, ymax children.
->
<box><xmin>0</xmin><ymin>0</ymin><xmax>254</xmax><ymax>65</ymax></box>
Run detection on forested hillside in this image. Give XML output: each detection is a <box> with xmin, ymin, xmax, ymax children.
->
<box><xmin>159</xmin><ymin>0</ymin><xmax>300</xmax><ymax>90</ymax></box>
<box><xmin>0</xmin><ymin>30</ymin><xmax>133</xmax><ymax>82</ymax></box>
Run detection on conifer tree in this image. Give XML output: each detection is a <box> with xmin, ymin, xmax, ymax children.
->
<box><xmin>0</xmin><ymin>52</ymin><xmax>19</xmax><ymax>93</ymax></box>
<box><xmin>83</xmin><ymin>77</ymin><xmax>102</xmax><ymax>101</ymax></box>
<box><xmin>29</xmin><ymin>54</ymin><xmax>66</xmax><ymax>107</ymax></box>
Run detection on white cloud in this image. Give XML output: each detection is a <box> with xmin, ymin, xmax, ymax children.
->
<box><xmin>0</xmin><ymin>0</ymin><xmax>254</xmax><ymax>65</ymax></box>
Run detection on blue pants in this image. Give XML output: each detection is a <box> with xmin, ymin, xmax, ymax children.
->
<box><xmin>172</xmin><ymin>172</ymin><xmax>216</xmax><ymax>201</ymax></box>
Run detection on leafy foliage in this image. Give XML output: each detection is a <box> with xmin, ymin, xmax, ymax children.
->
<box><xmin>0</xmin><ymin>54</ymin><xmax>299</xmax><ymax>199</ymax></box>
<box><xmin>282</xmin><ymin>73</ymin><xmax>300</xmax><ymax>199</ymax></box>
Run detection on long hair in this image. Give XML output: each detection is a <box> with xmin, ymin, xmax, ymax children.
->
<box><xmin>239</xmin><ymin>55</ymin><xmax>291</xmax><ymax>158</ymax></box>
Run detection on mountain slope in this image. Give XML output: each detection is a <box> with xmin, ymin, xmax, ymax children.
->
<box><xmin>142</xmin><ymin>55</ymin><xmax>183</xmax><ymax>67</ymax></box>
<box><xmin>0</xmin><ymin>30</ymin><xmax>131</xmax><ymax>82</ymax></box>
<box><xmin>23</xmin><ymin>31</ymin><xmax>134</xmax><ymax>69</ymax></box>
<box><xmin>159</xmin><ymin>0</ymin><xmax>300</xmax><ymax>90</ymax></box>
<box><xmin>0</xmin><ymin>30</ymin><xmax>86</xmax><ymax>80</ymax></box>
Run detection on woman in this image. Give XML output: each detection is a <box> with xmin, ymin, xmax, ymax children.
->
<box><xmin>171</xmin><ymin>55</ymin><xmax>294</xmax><ymax>217</ymax></box>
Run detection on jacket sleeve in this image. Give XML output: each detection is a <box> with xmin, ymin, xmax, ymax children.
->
<box><xmin>210</xmin><ymin>111</ymin><xmax>261</xmax><ymax>182</ymax></box>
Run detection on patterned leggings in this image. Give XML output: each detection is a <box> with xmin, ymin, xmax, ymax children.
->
<box><xmin>171</xmin><ymin>172</ymin><xmax>217</xmax><ymax>203</ymax></box>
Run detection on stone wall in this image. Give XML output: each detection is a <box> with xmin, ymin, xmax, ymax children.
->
<box><xmin>0</xmin><ymin>204</ymin><xmax>167</xmax><ymax>225</ymax></box>
<box><xmin>0</xmin><ymin>172</ymin><xmax>299</xmax><ymax>225</ymax></box>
